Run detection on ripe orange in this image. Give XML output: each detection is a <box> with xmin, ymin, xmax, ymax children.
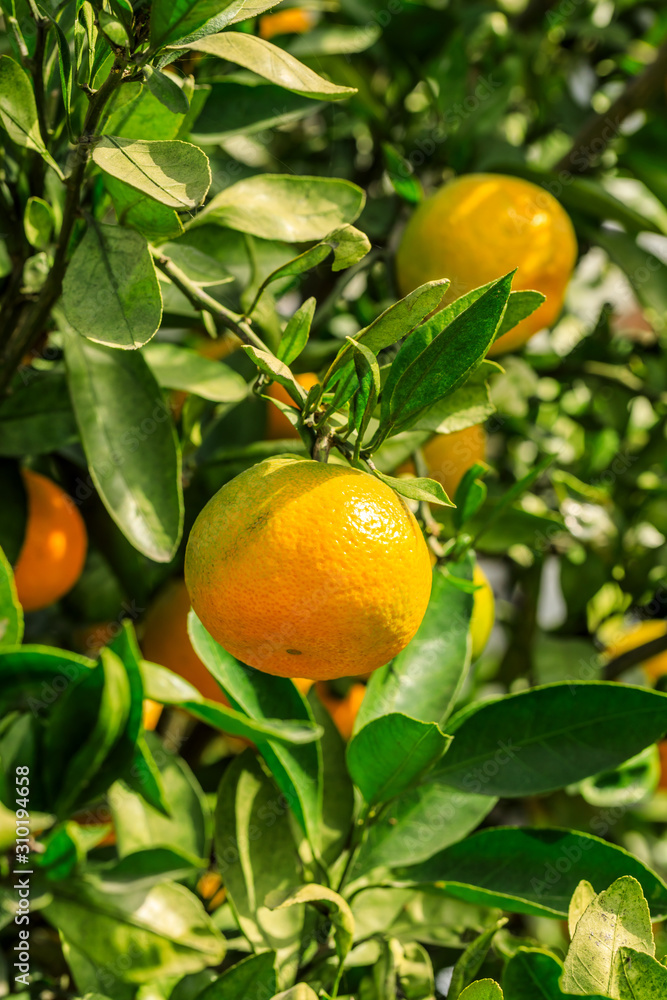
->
<box><xmin>603</xmin><ymin>619</ymin><xmax>667</xmax><ymax>680</ymax></box>
<box><xmin>13</xmin><ymin>469</ymin><xmax>87</xmax><ymax>612</ymax></box>
<box><xmin>141</xmin><ymin>579</ymin><xmax>227</xmax><ymax>702</ymax></box>
<box><xmin>470</xmin><ymin>564</ymin><xmax>494</xmax><ymax>660</ymax></box>
<box><xmin>259</xmin><ymin>8</ymin><xmax>316</xmax><ymax>40</ymax></box>
<box><xmin>398</xmin><ymin>425</ymin><xmax>486</xmax><ymax>501</ymax></box>
<box><xmin>318</xmin><ymin>682</ymin><xmax>366</xmax><ymax>741</ymax></box>
<box><xmin>395</xmin><ymin>174</ymin><xmax>577</xmax><ymax>356</ymax></box>
<box><xmin>185</xmin><ymin>456</ymin><xmax>433</xmax><ymax>680</ymax></box>
<box><xmin>266</xmin><ymin>371</ymin><xmax>319</xmax><ymax>440</ymax></box>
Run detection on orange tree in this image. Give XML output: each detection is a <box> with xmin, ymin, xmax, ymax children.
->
<box><xmin>2</xmin><ymin>1</ymin><xmax>667</xmax><ymax>999</ymax></box>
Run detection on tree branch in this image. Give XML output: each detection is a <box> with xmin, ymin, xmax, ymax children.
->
<box><xmin>556</xmin><ymin>39</ymin><xmax>667</xmax><ymax>175</ymax></box>
<box><xmin>150</xmin><ymin>249</ymin><xmax>268</xmax><ymax>353</ymax></box>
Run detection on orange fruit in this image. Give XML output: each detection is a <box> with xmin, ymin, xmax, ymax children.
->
<box><xmin>318</xmin><ymin>682</ymin><xmax>366</xmax><ymax>741</ymax></box>
<box><xmin>141</xmin><ymin>579</ymin><xmax>227</xmax><ymax>702</ymax></box>
<box><xmin>184</xmin><ymin>456</ymin><xmax>433</xmax><ymax>680</ymax></box>
<box><xmin>398</xmin><ymin>425</ymin><xmax>486</xmax><ymax>501</ymax></box>
<box><xmin>266</xmin><ymin>371</ymin><xmax>319</xmax><ymax>439</ymax></box>
<box><xmin>13</xmin><ymin>469</ymin><xmax>87</xmax><ymax>612</ymax></box>
<box><xmin>603</xmin><ymin>620</ymin><xmax>667</xmax><ymax>681</ymax></box>
<box><xmin>197</xmin><ymin>871</ymin><xmax>227</xmax><ymax>911</ymax></box>
<box><xmin>259</xmin><ymin>8</ymin><xmax>316</xmax><ymax>40</ymax></box>
<box><xmin>396</xmin><ymin>174</ymin><xmax>577</xmax><ymax>356</ymax></box>
<box><xmin>470</xmin><ymin>564</ymin><xmax>494</xmax><ymax>660</ymax></box>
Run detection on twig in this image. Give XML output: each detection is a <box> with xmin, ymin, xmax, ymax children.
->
<box><xmin>604</xmin><ymin>632</ymin><xmax>667</xmax><ymax>681</ymax></box>
<box><xmin>556</xmin><ymin>39</ymin><xmax>667</xmax><ymax>175</ymax></box>
<box><xmin>150</xmin><ymin>249</ymin><xmax>269</xmax><ymax>353</ymax></box>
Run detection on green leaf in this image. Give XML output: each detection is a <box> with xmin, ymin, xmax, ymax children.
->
<box><xmin>143</xmin><ymin>342</ymin><xmax>247</xmax><ymax>403</ymax></box>
<box><xmin>271</xmin><ymin>987</ymin><xmax>319</xmax><ymax>1000</ymax></box>
<box><xmin>449</xmin><ymin>920</ymin><xmax>507</xmax><ymax>1000</ymax></box>
<box><xmin>110</xmin><ymin>731</ymin><xmax>210</xmax><ymax>860</ymax></box>
<box><xmin>215</xmin><ymin>751</ymin><xmax>305</xmax><ymax>985</ymax></box>
<box><xmin>198</xmin><ymin>952</ymin><xmax>277</xmax><ymax>1000</ymax></box>
<box><xmin>244</xmin><ymin>346</ymin><xmax>306</xmax><ymax>404</ymax></box>
<box><xmin>93</xmin><ymin>137</ymin><xmax>210</xmax><ymax>211</ymax></box>
<box><xmin>98</xmin><ymin>8</ymin><xmax>129</xmax><ymax>46</ymax></box>
<box><xmin>44</xmin><ymin>880</ymin><xmax>224</xmax><ymax>983</ymax></box>
<box><xmin>494</xmin><ymin>290</ymin><xmax>545</xmax><ymax>344</ymax></box>
<box><xmin>149</xmin><ymin>0</ymin><xmax>243</xmax><ymax>49</ymax></box>
<box><xmin>143</xmin><ymin>66</ymin><xmax>190</xmax><ymax>115</ymax></box>
<box><xmin>107</xmin><ymin>175</ymin><xmax>184</xmax><ymax>243</ymax></box>
<box><xmin>411</xmin><ymin>368</ymin><xmax>497</xmax><ymax>435</ymax></box>
<box><xmin>0</xmin><ymin>373</ymin><xmax>77</xmax><ymax>456</ymax></box>
<box><xmin>307</xmin><ymin>689</ymin><xmax>354</xmax><ymax>865</ymax></box>
<box><xmin>159</xmin><ymin>242</ymin><xmax>233</xmax><ymax>285</ymax></box>
<box><xmin>618</xmin><ymin>948</ymin><xmax>667</xmax><ymax>998</ymax></box>
<box><xmin>188</xmin><ymin>33</ymin><xmax>356</xmax><ymax>101</ymax></box>
<box><xmin>405</xmin><ymin>827</ymin><xmax>667</xmax><ymax>919</ymax></box>
<box><xmin>568</xmin><ymin>880</ymin><xmax>596</xmax><ymax>938</ymax></box>
<box><xmin>24</xmin><ymin>196</ymin><xmax>54</xmax><ymax>249</ymax></box>
<box><xmin>459</xmin><ymin>982</ymin><xmax>503</xmax><ymax>1000</ymax></box>
<box><xmin>62</xmin><ymin>223</ymin><xmax>162</xmax><ymax>348</ymax></box>
<box><xmin>354</xmin><ymin>785</ymin><xmax>495</xmax><ymax>875</ymax></box>
<box><xmin>0</xmin><ymin>459</ymin><xmax>26</xmax><ymax>564</ymax></box>
<box><xmin>454</xmin><ymin>464</ymin><xmax>488</xmax><ymax>529</ymax></box>
<box><xmin>357</xmin><ymin>557</ymin><xmax>474</xmax><ymax>729</ymax></box>
<box><xmin>277</xmin><ymin>298</ymin><xmax>315</xmax><ymax>365</ymax></box>
<box><xmin>0</xmin><ymin>545</ymin><xmax>22</xmax><ymax>649</ymax></box>
<box><xmin>104</xmin><ymin>82</ymin><xmax>187</xmax><ymax>141</ymax></box>
<box><xmin>385</xmin><ymin>273</ymin><xmax>514</xmax><ymax>432</ymax></box>
<box><xmin>189</xmin><ymin>613</ymin><xmax>322</xmax><ymax>850</ymax></box>
<box><xmin>267</xmin><ymin>884</ymin><xmax>354</xmax><ymax>973</ymax></box>
<box><xmin>433</xmin><ymin>681</ymin><xmax>667</xmax><ymax>797</ymax></box>
<box><xmin>98</xmin><ymin>845</ymin><xmax>201</xmax><ymax>888</ymax></box>
<box><xmin>372</xmin><ymin>469</ymin><xmax>453</xmax><ymax>508</ymax></box>
<box><xmin>578</xmin><ymin>744</ymin><xmax>660</xmax><ymax>809</ymax></box>
<box><xmin>288</xmin><ymin>23</ymin><xmax>382</xmax><ymax>57</ymax></box>
<box><xmin>383</xmin><ymin>143</ymin><xmax>423</xmax><ymax>203</ymax></box>
<box><xmin>347</xmin><ymin>713</ymin><xmax>450</xmax><ymax>805</ymax></box>
<box><xmin>125</xmin><ymin>734</ymin><xmax>170</xmax><ymax>816</ymax></box>
<box><xmin>561</xmin><ymin>876</ymin><xmax>654</xmax><ymax>998</ymax></box>
<box><xmin>503</xmin><ymin>948</ymin><xmax>609</xmax><ymax>1000</ymax></box>
<box><xmin>191</xmin><ymin>174</ymin><xmax>365</xmax><ymax>242</ymax></box>
<box><xmin>190</xmin><ymin>80</ymin><xmax>318</xmax><ymax>143</ymax></box>
<box><xmin>0</xmin><ymin>56</ymin><xmax>61</xmax><ymax>175</ymax></box>
<box><xmin>64</xmin><ymin>330</ymin><xmax>183</xmax><ymax>562</ymax></box>
<box><xmin>47</xmin><ymin>13</ymin><xmax>74</xmax><ymax>137</ymax></box>
<box><xmin>0</xmin><ymin>646</ymin><xmax>94</xmax><ymax>714</ymax></box>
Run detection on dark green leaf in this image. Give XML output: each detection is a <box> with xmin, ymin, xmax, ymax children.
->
<box><xmin>277</xmin><ymin>298</ymin><xmax>316</xmax><ymax>365</ymax></box>
<box><xmin>190</xmin><ymin>80</ymin><xmax>318</xmax><ymax>143</ymax></box>
<box><xmin>503</xmin><ymin>947</ymin><xmax>609</xmax><ymax>1000</ymax></box>
<box><xmin>405</xmin><ymin>827</ymin><xmax>667</xmax><ymax>919</ymax></box>
<box><xmin>62</xmin><ymin>223</ymin><xmax>162</xmax><ymax>348</ymax></box>
<box><xmin>149</xmin><ymin>0</ymin><xmax>243</xmax><ymax>49</ymax></box>
<box><xmin>618</xmin><ymin>947</ymin><xmax>667</xmax><ymax>998</ymax></box>
<box><xmin>454</xmin><ymin>464</ymin><xmax>488</xmax><ymax>530</ymax></box>
<box><xmin>307</xmin><ymin>689</ymin><xmax>354</xmax><ymax>866</ymax></box>
<box><xmin>0</xmin><ymin>373</ymin><xmax>77</xmax><ymax>456</ymax></box>
<box><xmin>449</xmin><ymin>920</ymin><xmax>507</xmax><ymax>1000</ymax></box>
<box><xmin>143</xmin><ymin>66</ymin><xmax>190</xmax><ymax>115</ymax></box>
<box><xmin>107</xmin><ymin>175</ymin><xmax>184</xmax><ymax>243</ymax></box>
<box><xmin>358</xmin><ymin>557</ymin><xmax>474</xmax><ymax>729</ymax></box>
<box><xmin>494</xmin><ymin>290</ymin><xmax>545</xmax><ymax>344</ymax></box>
<box><xmin>434</xmin><ymin>681</ymin><xmax>667</xmax><ymax>797</ymax></box>
<box><xmin>198</xmin><ymin>952</ymin><xmax>277</xmax><ymax>1000</ymax></box>
<box><xmin>383</xmin><ymin>143</ymin><xmax>423</xmax><ymax>203</ymax></box>
<box><xmin>64</xmin><ymin>330</ymin><xmax>183</xmax><ymax>562</ymax></box>
<box><xmin>0</xmin><ymin>459</ymin><xmax>26</xmax><ymax>564</ymax></box>
<box><xmin>347</xmin><ymin>713</ymin><xmax>450</xmax><ymax>805</ymax></box>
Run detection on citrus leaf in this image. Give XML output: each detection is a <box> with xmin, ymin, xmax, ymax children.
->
<box><xmin>618</xmin><ymin>947</ymin><xmax>667</xmax><ymax>998</ymax></box>
<box><xmin>383</xmin><ymin>143</ymin><xmax>423</xmax><ymax>203</ymax></box>
<box><xmin>143</xmin><ymin>66</ymin><xmax>190</xmax><ymax>115</ymax></box>
<box><xmin>459</xmin><ymin>982</ymin><xmax>503</xmax><ymax>999</ymax></box>
<box><xmin>277</xmin><ymin>298</ymin><xmax>316</xmax><ymax>365</ymax></box>
<box><xmin>347</xmin><ymin>713</ymin><xmax>451</xmax><ymax>804</ymax></box>
<box><xmin>358</xmin><ymin>556</ymin><xmax>474</xmax><ymax>730</ymax></box>
<box><xmin>372</xmin><ymin>469</ymin><xmax>453</xmax><ymax>508</ymax></box>
<box><xmin>190</xmin><ymin>174</ymin><xmax>365</xmax><ymax>241</ymax></box>
<box><xmin>214</xmin><ymin>752</ymin><xmax>305</xmax><ymax>983</ymax></box>
<box><xmin>404</xmin><ymin>827</ymin><xmax>667</xmax><ymax>919</ymax></box>
<box><xmin>0</xmin><ymin>545</ymin><xmax>23</xmax><ymax>649</ymax></box>
<box><xmin>188</xmin><ymin>32</ymin><xmax>356</xmax><ymax>101</ymax></box>
<box><xmin>434</xmin><ymin>681</ymin><xmax>667</xmax><ymax>797</ymax></box>
<box><xmin>143</xmin><ymin>342</ymin><xmax>247</xmax><ymax>402</ymax></box>
<box><xmin>503</xmin><ymin>948</ymin><xmax>609</xmax><ymax>1000</ymax></box>
<box><xmin>267</xmin><ymin>884</ymin><xmax>354</xmax><ymax>969</ymax></box>
<box><xmin>0</xmin><ymin>373</ymin><xmax>77</xmax><ymax>456</ymax></box>
<box><xmin>106</xmin><ymin>175</ymin><xmax>184</xmax><ymax>243</ymax></box>
<box><xmin>24</xmin><ymin>196</ymin><xmax>54</xmax><ymax>249</ymax></box>
<box><xmin>449</xmin><ymin>920</ymin><xmax>507</xmax><ymax>1000</ymax></box>
<box><xmin>0</xmin><ymin>56</ymin><xmax>62</xmax><ymax>176</ymax></box>
<box><xmin>197</xmin><ymin>952</ymin><xmax>277</xmax><ymax>1000</ymax></box>
<box><xmin>494</xmin><ymin>289</ymin><xmax>545</xmax><ymax>343</ymax></box>
<box><xmin>62</xmin><ymin>223</ymin><xmax>162</xmax><ymax>349</ymax></box>
<box><xmin>150</xmin><ymin>0</ymin><xmax>243</xmax><ymax>49</ymax></box>
<box><xmin>93</xmin><ymin>137</ymin><xmax>210</xmax><ymax>211</ymax></box>
<box><xmin>64</xmin><ymin>330</ymin><xmax>183</xmax><ymax>563</ymax></box>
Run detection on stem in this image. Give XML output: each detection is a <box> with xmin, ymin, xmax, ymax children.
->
<box><xmin>604</xmin><ymin>632</ymin><xmax>667</xmax><ymax>681</ymax></box>
<box><xmin>0</xmin><ymin>54</ymin><xmax>128</xmax><ymax>396</ymax></box>
<box><xmin>556</xmin><ymin>39</ymin><xmax>667</xmax><ymax>175</ymax></box>
<box><xmin>150</xmin><ymin>249</ymin><xmax>269</xmax><ymax>353</ymax></box>
<box><xmin>336</xmin><ymin>805</ymin><xmax>375</xmax><ymax>895</ymax></box>
<box><xmin>30</xmin><ymin>10</ymin><xmax>50</xmax><ymax>149</ymax></box>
